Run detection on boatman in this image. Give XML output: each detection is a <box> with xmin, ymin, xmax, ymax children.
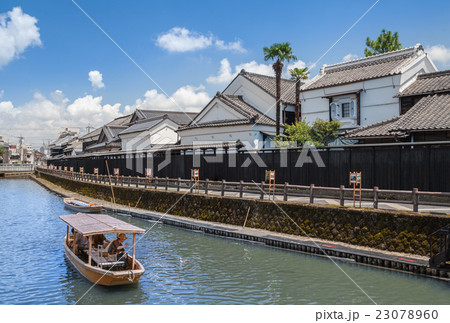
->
<box><xmin>108</xmin><ymin>233</ymin><xmax>129</xmax><ymax>262</ymax></box>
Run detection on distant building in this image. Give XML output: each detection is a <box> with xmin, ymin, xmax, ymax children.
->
<box><xmin>48</xmin><ymin>128</ymin><xmax>79</xmax><ymax>157</ymax></box>
<box><xmin>34</xmin><ymin>150</ymin><xmax>46</xmax><ymax>166</ymax></box>
<box><xmin>119</xmin><ymin>109</ymin><xmax>197</xmax><ymax>151</ymax></box>
<box><xmin>0</xmin><ymin>135</ymin><xmax>9</xmax><ymax>164</ymax></box>
<box><xmin>80</xmin><ymin>114</ymin><xmax>133</xmax><ymax>153</ymax></box>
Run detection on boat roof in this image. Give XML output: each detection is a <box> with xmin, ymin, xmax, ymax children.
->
<box><xmin>59</xmin><ymin>213</ymin><xmax>146</xmax><ymax>236</ymax></box>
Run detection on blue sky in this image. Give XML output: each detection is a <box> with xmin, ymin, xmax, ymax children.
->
<box><xmin>1</xmin><ymin>0</ymin><xmax>450</xmax><ymax>146</ymax></box>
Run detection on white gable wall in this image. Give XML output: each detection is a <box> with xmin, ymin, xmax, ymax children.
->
<box><xmin>196</xmin><ymin>100</ymin><xmax>245</xmax><ymax>124</ymax></box>
<box><xmin>399</xmin><ymin>53</ymin><xmax>437</xmax><ymax>84</ymax></box>
<box><xmin>150</xmin><ymin>122</ymin><xmax>178</xmax><ymax>145</ymax></box>
<box><xmin>223</xmin><ymin>75</ymin><xmax>277</xmax><ymax>121</ymax></box>
<box><xmin>301</xmin><ymin>54</ymin><xmax>437</xmax><ymax>129</ymax></box>
<box><xmin>120</xmin><ymin>120</ymin><xmax>179</xmax><ymax>151</ymax></box>
<box><xmin>179</xmin><ymin>124</ymin><xmax>276</xmax><ymax>149</ymax></box>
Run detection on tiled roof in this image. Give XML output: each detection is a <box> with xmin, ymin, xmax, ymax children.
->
<box><xmin>179</xmin><ymin>93</ymin><xmax>277</xmax><ymax>131</ymax></box>
<box><xmin>147</xmin><ymin>140</ymin><xmax>244</xmax><ymax>152</ymax></box>
<box><xmin>396</xmin><ymin>69</ymin><xmax>450</xmax><ymax>97</ymax></box>
<box><xmin>79</xmin><ymin>114</ymin><xmax>132</xmax><ymax>140</ymax></box>
<box><xmin>138</xmin><ymin>110</ymin><xmax>197</xmax><ymax>125</ymax></box>
<box><xmin>304</xmin><ymin>45</ymin><xmax>424</xmax><ymax>91</ymax></box>
<box><xmin>108</xmin><ymin>114</ymin><xmax>133</xmax><ymax>126</ymax></box>
<box><xmin>119</xmin><ymin>118</ymin><xmax>165</xmax><ymax>135</ymax></box>
<box><xmin>393</xmin><ymin>94</ymin><xmax>450</xmax><ymax>131</ymax></box>
<box><xmin>345</xmin><ymin>117</ymin><xmax>401</xmax><ymax>138</ymax></box>
<box><xmin>239</xmin><ymin>70</ymin><xmax>297</xmax><ymax>105</ymax></box>
<box><xmin>106</xmin><ymin>126</ymin><xmax>127</xmax><ymax>140</ymax></box>
<box><xmin>84</xmin><ymin>141</ymin><xmax>121</xmax><ymax>151</ymax></box>
<box><xmin>346</xmin><ymin>93</ymin><xmax>450</xmax><ymax>138</ymax></box>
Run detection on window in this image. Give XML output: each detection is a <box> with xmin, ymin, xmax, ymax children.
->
<box><xmin>342</xmin><ymin>102</ymin><xmax>350</xmax><ymax>118</ymax></box>
<box><xmin>330</xmin><ymin>98</ymin><xmax>357</xmax><ymax>121</ymax></box>
<box><xmin>284</xmin><ymin>111</ymin><xmax>296</xmax><ymax>125</ymax></box>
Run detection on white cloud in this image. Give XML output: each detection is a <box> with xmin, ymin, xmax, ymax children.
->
<box><xmin>237</xmin><ymin>60</ymin><xmax>274</xmax><ymax>76</ymax></box>
<box><xmin>207</xmin><ymin>58</ymin><xmax>274</xmax><ymax>84</ymax></box>
<box><xmin>156</xmin><ymin>27</ymin><xmax>213</xmax><ymax>52</ymax></box>
<box><xmin>214</xmin><ymin>39</ymin><xmax>246</xmax><ymax>53</ymax></box>
<box><xmin>156</xmin><ymin>27</ymin><xmax>246</xmax><ymax>53</ymax></box>
<box><xmin>88</xmin><ymin>70</ymin><xmax>105</xmax><ymax>89</ymax></box>
<box><xmin>284</xmin><ymin>60</ymin><xmax>310</xmax><ymax>79</ymax></box>
<box><xmin>343</xmin><ymin>53</ymin><xmax>359</xmax><ymax>62</ymax></box>
<box><xmin>0</xmin><ymin>91</ymin><xmax>121</xmax><ymax>145</ymax></box>
<box><xmin>0</xmin><ymin>7</ymin><xmax>42</xmax><ymax>68</ymax></box>
<box><xmin>0</xmin><ymin>84</ymin><xmax>210</xmax><ymax>146</ymax></box>
<box><xmin>124</xmin><ymin>85</ymin><xmax>211</xmax><ymax>114</ymax></box>
<box><xmin>207</xmin><ymin>58</ymin><xmax>311</xmax><ymax>84</ymax></box>
<box><xmin>67</xmin><ymin>95</ymin><xmax>121</xmax><ymax>126</ymax></box>
<box><xmin>0</xmin><ymin>101</ymin><xmax>16</xmax><ymax>115</ymax></box>
<box><xmin>286</xmin><ymin>60</ymin><xmax>307</xmax><ymax>71</ymax></box>
<box><xmin>206</xmin><ymin>58</ymin><xmax>234</xmax><ymax>84</ymax></box>
<box><xmin>426</xmin><ymin>45</ymin><xmax>450</xmax><ymax>67</ymax></box>
<box><xmin>0</xmin><ymin>90</ymin><xmax>4</xmax><ymax>99</ymax></box>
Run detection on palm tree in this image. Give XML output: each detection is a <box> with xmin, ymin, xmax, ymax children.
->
<box><xmin>263</xmin><ymin>42</ymin><xmax>297</xmax><ymax>135</ymax></box>
<box><xmin>289</xmin><ymin>67</ymin><xmax>309</xmax><ymax>121</ymax></box>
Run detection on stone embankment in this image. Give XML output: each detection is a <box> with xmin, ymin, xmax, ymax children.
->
<box><xmin>35</xmin><ymin>171</ymin><xmax>450</xmax><ymax>279</ymax></box>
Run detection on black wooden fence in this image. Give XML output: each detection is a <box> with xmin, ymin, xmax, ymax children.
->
<box><xmin>48</xmin><ymin>142</ymin><xmax>450</xmax><ymax>192</ymax></box>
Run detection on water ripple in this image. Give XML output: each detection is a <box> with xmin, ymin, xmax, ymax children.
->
<box><xmin>0</xmin><ymin>179</ymin><xmax>449</xmax><ymax>304</ymax></box>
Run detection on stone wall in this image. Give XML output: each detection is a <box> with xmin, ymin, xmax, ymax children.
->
<box><xmin>40</xmin><ymin>172</ymin><xmax>450</xmax><ymax>256</ymax></box>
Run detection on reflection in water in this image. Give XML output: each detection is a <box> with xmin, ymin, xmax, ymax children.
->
<box><xmin>0</xmin><ymin>179</ymin><xmax>449</xmax><ymax>304</ymax></box>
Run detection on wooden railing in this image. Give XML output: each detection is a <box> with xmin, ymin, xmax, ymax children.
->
<box><xmin>0</xmin><ymin>164</ymin><xmax>34</xmax><ymax>172</ymax></box>
<box><xmin>37</xmin><ymin>167</ymin><xmax>450</xmax><ymax>213</ymax></box>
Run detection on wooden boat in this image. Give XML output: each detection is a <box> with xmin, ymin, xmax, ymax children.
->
<box><xmin>63</xmin><ymin>198</ymin><xmax>103</xmax><ymax>213</ymax></box>
<box><xmin>60</xmin><ymin>212</ymin><xmax>146</xmax><ymax>286</ymax></box>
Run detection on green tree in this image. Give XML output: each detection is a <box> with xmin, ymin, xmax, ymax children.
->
<box><xmin>289</xmin><ymin>67</ymin><xmax>310</xmax><ymax>120</ymax></box>
<box><xmin>263</xmin><ymin>42</ymin><xmax>297</xmax><ymax>136</ymax></box>
<box><xmin>284</xmin><ymin>119</ymin><xmax>314</xmax><ymax>145</ymax></box>
<box><xmin>0</xmin><ymin>146</ymin><xmax>6</xmax><ymax>163</ymax></box>
<box><xmin>310</xmin><ymin>118</ymin><xmax>341</xmax><ymax>146</ymax></box>
<box><xmin>365</xmin><ymin>29</ymin><xmax>402</xmax><ymax>57</ymax></box>
<box><xmin>273</xmin><ymin>118</ymin><xmax>341</xmax><ymax>147</ymax></box>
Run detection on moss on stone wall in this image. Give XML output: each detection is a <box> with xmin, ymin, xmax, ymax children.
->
<box><xmin>41</xmin><ymin>172</ymin><xmax>450</xmax><ymax>256</ymax></box>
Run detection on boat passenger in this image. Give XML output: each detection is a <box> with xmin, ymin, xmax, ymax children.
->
<box><xmin>75</xmin><ymin>232</ymin><xmax>89</xmax><ymax>255</ymax></box>
<box><xmin>93</xmin><ymin>234</ymin><xmax>110</xmax><ymax>248</ymax></box>
<box><xmin>108</xmin><ymin>233</ymin><xmax>129</xmax><ymax>260</ymax></box>
<box><xmin>68</xmin><ymin>228</ymin><xmax>75</xmax><ymax>247</ymax></box>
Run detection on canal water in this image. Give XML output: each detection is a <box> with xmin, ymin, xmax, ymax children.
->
<box><xmin>0</xmin><ymin>178</ymin><xmax>449</xmax><ymax>305</ymax></box>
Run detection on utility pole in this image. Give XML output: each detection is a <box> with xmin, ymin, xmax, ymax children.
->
<box><xmin>86</xmin><ymin>123</ymin><xmax>93</xmax><ymax>134</ymax></box>
<box><xmin>19</xmin><ymin>135</ymin><xmax>24</xmax><ymax>164</ymax></box>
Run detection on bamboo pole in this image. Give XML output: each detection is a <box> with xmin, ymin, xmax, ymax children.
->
<box><xmin>88</xmin><ymin>236</ymin><xmax>92</xmax><ymax>266</ymax></box>
<box><xmin>242</xmin><ymin>206</ymin><xmax>251</xmax><ymax>228</ymax></box>
<box><xmin>73</xmin><ymin>231</ymin><xmax>77</xmax><ymax>255</ymax></box>
<box><xmin>134</xmin><ymin>193</ymin><xmax>143</xmax><ymax>208</ymax></box>
<box><xmin>105</xmin><ymin>160</ymin><xmax>117</xmax><ymax>210</ymax></box>
<box><xmin>132</xmin><ymin>233</ymin><xmax>136</xmax><ymax>270</ymax></box>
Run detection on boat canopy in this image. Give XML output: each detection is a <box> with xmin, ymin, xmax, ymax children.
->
<box><xmin>60</xmin><ymin>213</ymin><xmax>146</xmax><ymax>236</ymax></box>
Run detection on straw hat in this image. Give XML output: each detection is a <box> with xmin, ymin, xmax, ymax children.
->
<box><xmin>117</xmin><ymin>233</ymin><xmax>127</xmax><ymax>240</ymax></box>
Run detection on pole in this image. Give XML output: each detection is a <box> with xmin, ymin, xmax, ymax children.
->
<box><xmin>353</xmin><ymin>182</ymin><xmax>356</xmax><ymax>207</ymax></box>
<box><xmin>132</xmin><ymin>233</ymin><xmax>136</xmax><ymax>270</ymax></box>
<box><xmin>88</xmin><ymin>236</ymin><xmax>92</xmax><ymax>266</ymax></box>
<box><xmin>105</xmin><ymin>160</ymin><xmax>117</xmax><ymax>210</ymax></box>
<box><xmin>243</xmin><ymin>206</ymin><xmax>251</xmax><ymax>228</ymax></box>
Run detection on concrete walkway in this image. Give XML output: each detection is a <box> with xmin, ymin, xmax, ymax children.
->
<box><xmin>31</xmin><ymin>175</ymin><xmax>450</xmax><ymax>280</ymax></box>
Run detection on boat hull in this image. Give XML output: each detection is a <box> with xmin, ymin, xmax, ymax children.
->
<box><xmin>63</xmin><ymin>198</ymin><xmax>103</xmax><ymax>213</ymax></box>
<box><xmin>64</xmin><ymin>237</ymin><xmax>145</xmax><ymax>286</ymax></box>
